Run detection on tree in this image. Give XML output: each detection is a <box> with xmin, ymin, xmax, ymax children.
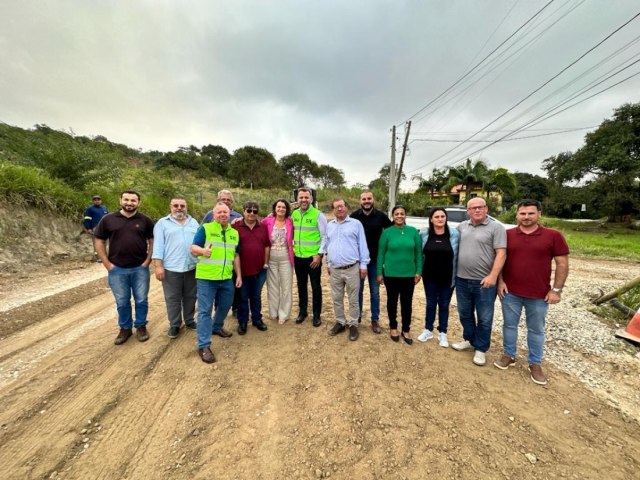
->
<box><xmin>501</xmin><ymin>172</ymin><xmax>550</xmax><ymax>210</ymax></box>
<box><xmin>485</xmin><ymin>168</ymin><xmax>517</xmax><ymax>198</ymax></box>
<box><xmin>279</xmin><ymin>153</ymin><xmax>319</xmax><ymax>187</ymax></box>
<box><xmin>416</xmin><ymin>168</ymin><xmax>448</xmax><ymax>199</ymax></box>
<box><xmin>542</xmin><ymin>102</ymin><xmax>640</xmax><ymax>219</ymax></box>
<box><xmin>201</xmin><ymin>144</ymin><xmax>231</xmax><ymax>176</ymax></box>
<box><xmin>444</xmin><ymin>158</ymin><xmax>490</xmax><ymax>195</ymax></box>
<box><xmin>228</xmin><ymin>146</ymin><xmax>287</xmax><ymax>189</ymax></box>
<box><xmin>370</xmin><ymin>164</ymin><xmax>405</xmax><ymax>190</ymax></box>
<box><xmin>315</xmin><ymin>164</ymin><xmax>345</xmax><ymax>190</ymax></box>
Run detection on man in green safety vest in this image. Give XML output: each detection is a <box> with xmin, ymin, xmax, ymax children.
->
<box><xmin>292</xmin><ymin>187</ymin><xmax>327</xmax><ymax>327</ymax></box>
<box><xmin>190</xmin><ymin>202</ymin><xmax>242</xmax><ymax>363</ymax></box>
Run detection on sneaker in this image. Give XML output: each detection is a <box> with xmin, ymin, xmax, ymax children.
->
<box><xmin>417</xmin><ymin>329</ymin><xmax>434</xmax><ymax>343</ymax></box>
<box><xmin>451</xmin><ymin>340</ymin><xmax>473</xmax><ymax>351</ymax></box>
<box><xmin>494</xmin><ymin>355</ymin><xmax>516</xmax><ymax>370</ymax></box>
<box><xmin>473</xmin><ymin>351</ymin><xmax>486</xmax><ymax>366</ymax></box>
<box><xmin>529</xmin><ymin>364</ymin><xmax>548</xmax><ymax>385</ymax></box>
<box><xmin>438</xmin><ymin>332</ymin><xmax>449</xmax><ymax>348</ymax></box>
<box><xmin>167</xmin><ymin>326</ymin><xmax>180</xmax><ymax>339</ymax></box>
<box><xmin>184</xmin><ymin>322</ymin><xmax>197</xmax><ymax>330</ymax></box>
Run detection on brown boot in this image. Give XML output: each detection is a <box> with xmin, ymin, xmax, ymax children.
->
<box><xmin>328</xmin><ymin>323</ymin><xmax>346</xmax><ymax>336</ymax></box>
<box><xmin>114</xmin><ymin>328</ymin><xmax>132</xmax><ymax>345</ymax></box>
<box><xmin>136</xmin><ymin>326</ymin><xmax>150</xmax><ymax>342</ymax></box>
<box><xmin>199</xmin><ymin>347</ymin><xmax>216</xmax><ymax>364</ymax></box>
<box><xmin>371</xmin><ymin>320</ymin><xmax>381</xmax><ymax>334</ymax></box>
<box><xmin>349</xmin><ymin>325</ymin><xmax>359</xmax><ymax>341</ymax></box>
<box><xmin>529</xmin><ymin>364</ymin><xmax>548</xmax><ymax>385</ymax></box>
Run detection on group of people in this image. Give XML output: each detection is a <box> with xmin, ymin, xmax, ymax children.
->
<box><xmin>90</xmin><ymin>188</ymin><xmax>569</xmax><ymax>386</ymax></box>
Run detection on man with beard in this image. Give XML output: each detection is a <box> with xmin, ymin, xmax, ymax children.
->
<box><xmin>95</xmin><ymin>190</ymin><xmax>155</xmax><ymax>345</ymax></box>
<box><xmin>191</xmin><ymin>202</ymin><xmax>242</xmax><ymax>363</ymax></box>
<box><xmin>292</xmin><ymin>187</ymin><xmax>327</xmax><ymax>327</ymax></box>
<box><xmin>350</xmin><ymin>191</ymin><xmax>391</xmax><ymax>333</ymax></box>
<box><xmin>152</xmin><ymin>196</ymin><xmax>200</xmax><ymax>339</ymax></box>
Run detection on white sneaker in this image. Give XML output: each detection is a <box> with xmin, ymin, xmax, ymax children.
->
<box><xmin>417</xmin><ymin>329</ymin><xmax>434</xmax><ymax>342</ymax></box>
<box><xmin>438</xmin><ymin>332</ymin><xmax>449</xmax><ymax>348</ymax></box>
<box><xmin>451</xmin><ymin>340</ymin><xmax>473</xmax><ymax>351</ymax></box>
<box><xmin>473</xmin><ymin>350</ymin><xmax>486</xmax><ymax>366</ymax></box>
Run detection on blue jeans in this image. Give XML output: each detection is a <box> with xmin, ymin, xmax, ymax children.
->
<box><xmin>107</xmin><ymin>265</ymin><xmax>150</xmax><ymax>329</ymax></box>
<box><xmin>455</xmin><ymin>277</ymin><xmax>497</xmax><ymax>353</ymax></box>
<box><xmin>501</xmin><ymin>293</ymin><xmax>549</xmax><ymax>365</ymax></box>
<box><xmin>196</xmin><ymin>279</ymin><xmax>234</xmax><ymax>349</ymax></box>
<box><xmin>238</xmin><ymin>269</ymin><xmax>267</xmax><ymax>325</ymax></box>
<box><xmin>423</xmin><ymin>280</ymin><xmax>453</xmax><ymax>333</ymax></box>
<box><xmin>358</xmin><ymin>262</ymin><xmax>380</xmax><ymax>321</ymax></box>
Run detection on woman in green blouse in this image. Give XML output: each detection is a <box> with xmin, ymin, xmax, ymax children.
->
<box><xmin>376</xmin><ymin>205</ymin><xmax>422</xmax><ymax>345</ymax></box>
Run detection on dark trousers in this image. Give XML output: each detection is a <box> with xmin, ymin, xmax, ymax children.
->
<box><xmin>423</xmin><ymin>280</ymin><xmax>454</xmax><ymax>333</ymax></box>
<box><xmin>238</xmin><ymin>269</ymin><xmax>267</xmax><ymax>325</ymax></box>
<box><xmin>161</xmin><ymin>269</ymin><xmax>197</xmax><ymax>328</ymax></box>
<box><xmin>294</xmin><ymin>256</ymin><xmax>322</xmax><ymax>319</ymax></box>
<box><xmin>384</xmin><ymin>276</ymin><xmax>415</xmax><ymax>333</ymax></box>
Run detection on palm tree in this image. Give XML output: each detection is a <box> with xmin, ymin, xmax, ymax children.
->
<box><xmin>445</xmin><ymin>159</ymin><xmax>490</xmax><ymax>200</ymax></box>
<box><xmin>485</xmin><ymin>167</ymin><xmax>517</xmax><ymax>198</ymax></box>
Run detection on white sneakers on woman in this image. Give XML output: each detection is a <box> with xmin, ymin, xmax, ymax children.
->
<box><xmin>417</xmin><ymin>329</ymin><xmax>449</xmax><ymax>348</ymax></box>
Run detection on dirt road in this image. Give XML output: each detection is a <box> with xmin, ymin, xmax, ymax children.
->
<box><xmin>0</xmin><ymin>259</ymin><xmax>639</xmax><ymax>480</ymax></box>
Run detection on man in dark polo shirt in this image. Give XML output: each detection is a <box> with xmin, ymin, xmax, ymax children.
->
<box><xmin>350</xmin><ymin>191</ymin><xmax>391</xmax><ymax>333</ymax></box>
<box><xmin>496</xmin><ymin>199</ymin><xmax>569</xmax><ymax>386</ymax></box>
<box><xmin>95</xmin><ymin>190</ymin><xmax>155</xmax><ymax>345</ymax></box>
<box><xmin>233</xmin><ymin>201</ymin><xmax>270</xmax><ymax>335</ymax></box>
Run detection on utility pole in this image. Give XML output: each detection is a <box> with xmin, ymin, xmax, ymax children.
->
<box><xmin>388</xmin><ymin>126</ymin><xmax>396</xmax><ymax>215</ymax></box>
<box><xmin>395</xmin><ymin>121</ymin><xmax>412</xmax><ymax>195</ymax></box>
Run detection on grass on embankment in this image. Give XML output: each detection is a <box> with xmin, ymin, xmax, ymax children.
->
<box><xmin>542</xmin><ymin>218</ymin><xmax>640</xmax><ymax>262</ymax></box>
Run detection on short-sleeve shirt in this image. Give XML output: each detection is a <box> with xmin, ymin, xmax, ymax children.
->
<box><xmin>502</xmin><ymin>226</ymin><xmax>569</xmax><ymax>299</ymax></box>
<box><xmin>233</xmin><ymin>221</ymin><xmax>270</xmax><ymax>276</ymax></box>
<box><xmin>94</xmin><ymin>211</ymin><xmax>154</xmax><ymax>268</ymax></box>
<box><xmin>456</xmin><ymin>217</ymin><xmax>506</xmax><ymax>280</ymax></box>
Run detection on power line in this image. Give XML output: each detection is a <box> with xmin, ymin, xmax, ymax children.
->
<box><xmin>406</xmin><ymin>10</ymin><xmax>640</xmax><ymax>174</ymax></box>
<box><xmin>410</xmin><ymin>126</ymin><xmax>596</xmax><ymax>143</ymax></box>
<box><xmin>398</xmin><ymin>0</ymin><xmax>556</xmax><ymax>126</ymax></box>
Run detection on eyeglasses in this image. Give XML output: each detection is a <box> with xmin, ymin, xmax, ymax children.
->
<box><xmin>245</xmin><ymin>209</ymin><xmax>259</xmax><ymax>214</ymax></box>
<box><xmin>171</xmin><ymin>204</ymin><xmax>187</xmax><ymax>209</ymax></box>
<box><xmin>468</xmin><ymin>206</ymin><xmax>486</xmax><ymax>211</ymax></box>
<box><xmin>333</xmin><ymin>205</ymin><xmax>346</xmax><ymax>209</ymax></box>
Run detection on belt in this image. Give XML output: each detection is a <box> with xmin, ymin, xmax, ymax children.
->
<box><xmin>335</xmin><ymin>262</ymin><xmax>357</xmax><ymax>270</ymax></box>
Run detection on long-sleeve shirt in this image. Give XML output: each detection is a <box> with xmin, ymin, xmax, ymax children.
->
<box><xmin>151</xmin><ymin>214</ymin><xmax>200</xmax><ymax>272</ymax></box>
<box><xmin>320</xmin><ymin>216</ymin><xmax>370</xmax><ymax>269</ymax></box>
<box><xmin>377</xmin><ymin>225</ymin><xmax>422</xmax><ymax>277</ymax></box>
<box><xmin>83</xmin><ymin>204</ymin><xmax>108</xmax><ymax>229</ymax></box>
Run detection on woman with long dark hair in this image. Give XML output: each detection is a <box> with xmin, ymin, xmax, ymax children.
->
<box><xmin>418</xmin><ymin>207</ymin><xmax>459</xmax><ymax>347</ymax></box>
<box><xmin>376</xmin><ymin>205</ymin><xmax>422</xmax><ymax>345</ymax></box>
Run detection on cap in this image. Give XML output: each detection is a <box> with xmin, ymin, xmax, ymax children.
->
<box><xmin>92</xmin><ymin>195</ymin><xmax>102</xmax><ymax>200</ymax></box>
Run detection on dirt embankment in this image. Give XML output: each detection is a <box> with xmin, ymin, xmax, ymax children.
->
<box><xmin>0</xmin><ymin>256</ymin><xmax>639</xmax><ymax>480</ymax></box>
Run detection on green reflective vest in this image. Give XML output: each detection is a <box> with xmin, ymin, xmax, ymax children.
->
<box><xmin>195</xmin><ymin>221</ymin><xmax>239</xmax><ymax>280</ymax></box>
<box><xmin>292</xmin><ymin>206</ymin><xmax>321</xmax><ymax>258</ymax></box>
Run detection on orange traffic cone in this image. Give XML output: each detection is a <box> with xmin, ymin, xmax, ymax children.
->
<box><xmin>615</xmin><ymin>305</ymin><xmax>640</xmax><ymax>343</ymax></box>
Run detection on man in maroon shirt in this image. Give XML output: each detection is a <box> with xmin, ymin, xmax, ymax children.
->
<box><xmin>495</xmin><ymin>199</ymin><xmax>569</xmax><ymax>385</ymax></box>
<box><xmin>233</xmin><ymin>201</ymin><xmax>271</xmax><ymax>335</ymax></box>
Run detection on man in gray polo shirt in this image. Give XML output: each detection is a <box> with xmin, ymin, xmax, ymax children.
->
<box><xmin>451</xmin><ymin>197</ymin><xmax>506</xmax><ymax>366</ymax></box>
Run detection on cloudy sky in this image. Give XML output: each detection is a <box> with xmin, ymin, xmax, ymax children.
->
<box><xmin>1</xmin><ymin>0</ymin><xmax>639</xmax><ymax>189</ymax></box>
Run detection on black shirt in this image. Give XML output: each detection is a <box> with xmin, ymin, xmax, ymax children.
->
<box><xmin>422</xmin><ymin>233</ymin><xmax>454</xmax><ymax>286</ymax></box>
<box><xmin>350</xmin><ymin>208</ymin><xmax>392</xmax><ymax>262</ymax></box>
<box><xmin>94</xmin><ymin>211</ymin><xmax>154</xmax><ymax>268</ymax></box>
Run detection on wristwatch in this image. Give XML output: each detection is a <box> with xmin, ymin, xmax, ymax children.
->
<box><xmin>551</xmin><ymin>287</ymin><xmax>563</xmax><ymax>293</ymax></box>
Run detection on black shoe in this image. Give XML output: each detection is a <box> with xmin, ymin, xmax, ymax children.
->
<box><xmin>313</xmin><ymin>316</ymin><xmax>322</xmax><ymax>327</ymax></box>
<box><xmin>213</xmin><ymin>328</ymin><xmax>233</xmax><ymax>338</ymax></box>
<box><xmin>295</xmin><ymin>313</ymin><xmax>308</xmax><ymax>324</ymax></box>
<box><xmin>238</xmin><ymin>323</ymin><xmax>248</xmax><ymax>335</ymax></box>
<box><xmin>390</xmin><ymin>333</ymin><xmax>400</xmax><ymax>343</ymax></box>
<box><xmin>253</xmin><ymin>322</ymin><xmax>268</xmax><ymax>332</ymax></box>
<box><xmin>358</xmin><ymin>316</ymin><xmax>362</xmax><ymax>324</ymax></box>
<box><xmin>167</xmin><ymin>326</ymin><xmax>180</xmax><ymax>338</ymax></box>
<box><xmin>349</xmin><ymin>325</ymin><xmax>359</xmax><ymax>341</ymax></box>
<box><xmin>328</xmin><ymin>323</ymin><xmax>346</xmax><ymax>336</ymax></box>
<box><xmin>402</xmin><ymin>333</ymin><xmax>413</xmax><ymax>346</ymax></box>
<box><xmin>185</xmin><ymin>322</ymin><xmax>197</xmax><ymax>330</ymax></box>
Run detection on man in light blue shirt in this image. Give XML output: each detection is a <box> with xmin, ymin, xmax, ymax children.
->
<box><xmin>152</xmin><ymin>196</ymin><xmax>200</xmax><ymax>338</ymax></box>
<box><xmin>320</xmin><ymin>199</ymin><xmax>370</xmax><ymax>341</ymax></box>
